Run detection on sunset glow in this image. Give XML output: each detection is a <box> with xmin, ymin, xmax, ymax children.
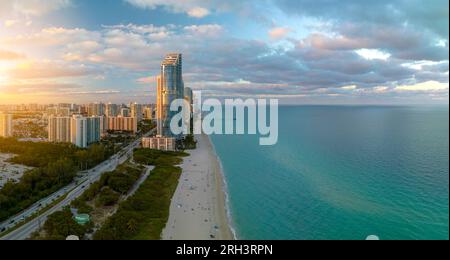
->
<box><xmin>0</xmin><ymin>0</ymin><xmax>448</xmax><ymax>104</ymax></box>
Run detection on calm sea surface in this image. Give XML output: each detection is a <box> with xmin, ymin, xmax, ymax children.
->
<box><xmin>211</xmin><ymin>106</ymin><xmax>449</xmax><ymax>240</ymax></box>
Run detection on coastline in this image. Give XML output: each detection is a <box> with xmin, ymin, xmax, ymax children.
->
<box><xmin>162</xmin><ymin>134</ymin><xmax>234</xmax><ymax>240</ymax></box>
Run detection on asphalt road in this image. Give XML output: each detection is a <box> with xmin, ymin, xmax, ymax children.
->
<box><xmin>0</xmin><ymin>130</ymin><xmax>154</xmax><ymax>240</ymax></box>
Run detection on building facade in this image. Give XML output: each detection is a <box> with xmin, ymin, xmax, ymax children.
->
<box><xmin>106</xmin><ymin>116</ymin><xmax>138</xmax><ymax>133</ymax></box>
<box><xmin>131</xmin><ymin>103</ymin><xmax>143</xmax><ymax>120</ymax></box>
<box><xmin>48</xmin><ymin>115</ymin><xmax>101</xmax><ymax>148</ymax></box>
<box><xmin>106</xmin><ymin>103</ymin><xmax>119</xmax><ymax>117</ymax></box>
<box><xmin>48</xmin><ymin>116</ymin><xmax>71</xmax><ymax>143</ymax></box>
<box><xmin>0</xmin><ymin>113</ymin><xmax>13</xmax><ymax>137</ymax></box>
<box><xmin>142</xmin><ymin>136</ymin><xmax>176</xmax><ymax>151</ymax></box>
<box><xmin>71</xmin><ymin>115</ymin><xmax>87</xmax><ymax>148</ymax></box>
<box><xmin>144</xmin><ymin>106</ymin><xmax>154</xmax><ymax>120</ymax></box>
<box><xmin>120</xmin><ymin>107</ymin><xmax>131</xmax><ymax>117</ymax></box>
<box><xmin>88</xmin><ymin>103</ymin><xmax>105</xmax><ymax>117</ymax></box>
<box><xmin>157</xmin><ymin>53</ymin><xmax>185</xmax><ymax>138</ymax></box>
<box><xmin>86</xmin><ymin>116</ymin><xmax>101</xmax><ymax>145</ymax></box>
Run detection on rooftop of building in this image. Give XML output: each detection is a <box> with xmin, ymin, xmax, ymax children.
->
<box><xmin>162</xmin><ymin>53</ymin><xmax>182</xmax><ymax>66</ymax></box>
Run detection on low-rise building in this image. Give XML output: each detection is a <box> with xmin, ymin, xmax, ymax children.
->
<box><xmin>142</xmin><ymin>136</ymin><xmax>176</xmax><ymax>151</ymax></box>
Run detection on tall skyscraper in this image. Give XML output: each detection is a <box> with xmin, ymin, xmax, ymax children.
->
<box><xmin>157</xmin><ymin>53</ymin><xmax>185</xmax><ymax>137</ymax></box>
<box><xmin>0</xmin><ymin>113</ymin><xmax>13</xmax><ymax>137</ymax></box>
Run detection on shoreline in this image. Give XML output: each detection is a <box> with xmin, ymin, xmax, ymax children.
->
<box><xmin>207</xmin><ymin>135</ymin><xmax>238</xmax><ymax>240</ymax></box>
<box><xmin>162</xmin><ymin>134</ymin><xmax>234</xmax><ymax>240</ymax></box>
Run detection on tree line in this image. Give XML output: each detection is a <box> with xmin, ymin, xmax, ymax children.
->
<box><xmin>93</xmin><ymin>149</ymin><xmax>187</xmax><ymax>240</ymax></box>
<box><xmin>0</xmin><ymin>137</ymin><xmax>113</xmax><ymax>222</ymax></box>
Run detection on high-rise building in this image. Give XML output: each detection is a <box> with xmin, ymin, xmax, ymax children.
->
<box><xmin>88</xmin><ymin>103</ymin><xmax>105</xmax><ymax>117</ymax></box>
<box><xmin>106</xmin><ymin>103</ymin><xmax>119</xmax><ymax>117</ymax></box>
<box><xmin>48</xmin><ymin>116</ymin><xmax>71</xmax><ymax>143</ymax></box>
<box><xmin>0</xmin><ymin>113</ymin><xmax>13</xmax><ymax>137</ymax></box>
<box><xmin>71</xmin><ymin>115</ymin><xmax>87</xmax><ymax>148</ymax></box>
<box><xmin>48</xmin><ymin>115</ymin><xmax>101</xmax><ymax>148</ymax></box>
<box><xmin>131</xmin><ymin>103</ymin><xmax>143</xmax><ymax>120</ymax></box>
<box><xmin>156</xmin><ymin>75</ymin><xmax>163</xmax><ymax>135</ymax></box>
<box><xmin>47</xmin><ymin>106</ymin><xmax>71</xmax><ymax>117</ymax></box>
<box><xmin>86</xmin><ymin>117</ymin><xmax>101</xmax><ymax>145</ymax></box>
<box><xmin>120</xmin><ymin>107</ymin><xmax>131</xmax><ymax>117</ymax></box>
<box><xmin>157</xmin><ymin>53</ymin><xmax>185</xmax><ymax>137</ymax></box>
<box><xmin>144</xmin><ymin>106</ymin><xmax>154</xmax><ymax>120</ymax></box>
<box><xmin>106</xmin><ymin>116</ymin><xmax>138</xmax><ymax>133</ymax></box>
<box><xmin>184</xmin><ymin>87</ymin><xmax>193</xmax><ymax>106</ymax></box>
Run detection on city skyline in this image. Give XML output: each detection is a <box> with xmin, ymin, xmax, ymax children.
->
<box><xmin>0</xmin><ymin>0</ymin><xmax>449</xmax><ymax>105</ymax></box>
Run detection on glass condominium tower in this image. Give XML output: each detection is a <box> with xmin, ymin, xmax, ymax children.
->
<box><xmin>157</xmin><ymin>53</ymin><xmax>185</xmax><ymax>138</ymax></box>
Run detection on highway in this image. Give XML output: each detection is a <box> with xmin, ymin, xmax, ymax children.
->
<box><xmin>0</xmin><ymin>130</ymin><xmax>154</xmax><ymax>240</ymax></box>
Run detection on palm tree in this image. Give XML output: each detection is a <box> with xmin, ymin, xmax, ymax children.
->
<box><xmin>127</xmin><ymin>219</ymin><xmax>137</xmax><ymax>232</ymax></box>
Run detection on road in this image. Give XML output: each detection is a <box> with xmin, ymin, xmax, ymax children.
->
<box><xmin>0</xmin><ymin>130</ymin><xmax>154</xmax><ymax>240</ymax></box>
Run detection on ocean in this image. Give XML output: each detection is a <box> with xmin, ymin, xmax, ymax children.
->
<box><xmin>210</xmin><ymin>106</ymin><xmax>449</xmax><ymax>240</ymax></box>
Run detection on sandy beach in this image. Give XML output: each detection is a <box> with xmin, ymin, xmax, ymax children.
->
<box><xmin>162</xmin><ymin>134</ymin><xmax>234</xmax><ymax>240</ymax></box>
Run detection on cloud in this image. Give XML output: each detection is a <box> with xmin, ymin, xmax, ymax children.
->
<box><xmin>124</xmin><ymin>0</ymin><xmax>213</xmax><ymax>17</ymax></box>
<box><xmin>0</xmin><ymin>0</ymin><xmax>72</xmax><ymax>17</ymax></box>
<box><xmin>355</xmin><ymin>49</ymin><xmax>391</xmax><ymax>61</ymax></box>
<box><xmin>268</xmin><ymin>27</ymin><xmax>291</xmax><ymax>40</ymax></box>
<box><xmin>184</xmin><ymin>24</ymin><xmax>223</xmax><ymax>37</ymax></box>
<box><xmin>4</xmin><ymin>20</ymin><xmax>19</xmax><ymax>27</ymax></box>
<box><xmin>5</xmin><ymin>61</ymin><xmax>97</xmax><ymax>79</ymax></box>
<box><xmin>1</xmin><ymin>0</ymin><xmax>448</xmax><ymax>104</ymax></box>
<box><xmin>187</xmin><ymin>7</ymin><xmax>210</xmax><ymax>18</ymax></box>
<box><xmin>341</xmin><ymin>85</ymin><xmax>357</xmax><ymax>91</ymax></box>
<box><xmin>136</xmin><ymin>76</ymin><xmax>156</xmax><ymax>84</ymax></box>
<box><xmin>0</xmin><ymin>49</ymin><xmax>25</xmax><ymax>60</ymax></box>
<box><xmin>0</xmin><ymin>82</ymin><xmax>81</xmax><ymax>94</ymax></box>
<box><xmin>395</xmin><ymin>81</ymin><xmax>449</xmax><ymax>92</ymax></box>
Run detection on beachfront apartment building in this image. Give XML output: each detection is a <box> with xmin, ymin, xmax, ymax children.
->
<box><xmin>156</xmin><ymin>53</ymin><xmax>185</xmax><ymax>138</ymax></box>
<box><xmin>0</xmin><ymin>113</ymin><xmax>13</xmax><ymax>137</ymax></box>
<box><xmin>142</xmin><ymin>136</ymin><xmax>176</xmax><ymax>151</ymax></box>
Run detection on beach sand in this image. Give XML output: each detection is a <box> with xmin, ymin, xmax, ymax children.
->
<box><xmin>162</xmin><ymin>134</ymin><xmax>234</xmax><ymax>240</ymax></box>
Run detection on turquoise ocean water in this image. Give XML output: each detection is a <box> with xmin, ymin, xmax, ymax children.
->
<box><xmin>210</xmin><ymin>106</ymin><xmax>449</xmax><ymax>240</ymax></box>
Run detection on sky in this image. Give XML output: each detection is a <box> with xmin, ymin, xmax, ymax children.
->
<box><xmin>0</xmin><ymin>0</ymin><xmax>448</xmax><ymax>105</ymax></box>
